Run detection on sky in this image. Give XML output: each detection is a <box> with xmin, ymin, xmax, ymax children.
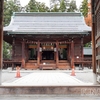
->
<box><xmin>20</xmin><ymin>0</ymin><xmax>83</xmax><ymax>8</ymax></box>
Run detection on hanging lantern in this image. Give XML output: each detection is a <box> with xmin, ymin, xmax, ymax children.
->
<box><xmin>51</xmin><ymin>46</ymin><xmax>53</xmax><ymax>50</ymax></box>
<box><xmin>39</xmin><ymin>47</ymin><xmax>42</xmax><ymax>52</ymax></box>
<box><xmin>54</xmin><ymin>47</ymin><xmax>56</xmax><ymax>52</ymax></box>
<box><xmin>43</xmin><ymin>46</ymin><xmax>45</xmax><ymax>50</ymax></box>
<box><xmin>76</xmin><ymin>56</ymin><xmax>79</xmax><ymax>59</ymax></box>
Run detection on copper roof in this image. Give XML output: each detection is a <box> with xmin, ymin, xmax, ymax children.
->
<box><xmin>4</xmin><ymin>12</ymin><xmax>91</xmax><ymax>34</ymax></box>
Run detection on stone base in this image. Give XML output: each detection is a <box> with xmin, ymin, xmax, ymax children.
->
<box><xmin>0</xmin><ymin>86</ymin><xmax>100</xmax><ymax>96</ymax></box>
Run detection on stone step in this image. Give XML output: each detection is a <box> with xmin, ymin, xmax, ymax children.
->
<box><xmin>0</xmin><ymin>86</ymin><xmax>100</xmax><ymax>96</ymax></box>
<box><xmin>0</xmin><ymin>95</ymin><xmax>100</xmax><ymax>100</ymax></box>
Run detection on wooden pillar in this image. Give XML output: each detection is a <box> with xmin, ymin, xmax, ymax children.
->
<box><xmin>56</xmin><ymin>41</ymin><xmax>59</xmax><ymax>67</ymax></box>
<box><xmin>22</xmin><ymin>40</ymin><xmax>25</xmax><ymax>68</ymax></box>
<box><xmin>81</xmin><ymin>38</ymin><xmax>84</xmax><ymax>69</ymax></box>
<box><xmin>54</xmin><ymin>52</ymin><xmax>56</xmax><ymax>61</ymax></box>
<box><xmin>37</xmin><ymin>41</ymin><xmax>40</xmax><ymax>68</ymax></box>
<box><xmin>40</xmin><ymin>43</ymin><xmax>42</xmax><ymax>61</ymax></box>
<box><xmin>92</xmin><ymin>17</ymin><xmax>96</xmax><ymax>72</ymax></box>
<box><xmin>54</xmin><ymin>43</ymin><xmax>56</xmax><ymax>61</ymax></box>
<box><xmin>91</xmin><ymin>0</ymin><xmax>96</xmax><ymax>84</ymax></box>
<box><xmin>26</xmin><ymin>44</ymin><xmax>28</xmax><ymax>61</ymax></box>
<box><xmin>12</xmin><ymin>38</ymin><xmax>15</xmax><ymax>60</ymax></box>
<box><xmin>68</xmin><ymin>44</ymin><xmax>71</xmax><ymax>61</ymax></box>
<box><xmin>12</xmin><ymin>38</ymin><xmax>15</xmax><ymax>70</ymax></box>
<box><xmin>71</xmin><ymin>40</ymin><xmax>74</xmax><ymax>69</ymax></box>
<box><xmin>0</xmin><ymin>0</ymin><xmax>4</xmax><ymax>85</ymax></box>
<box><xmin>92</xmin><ymin>12</ymin><xmax>96</xmax><ymax>74</ymax></box>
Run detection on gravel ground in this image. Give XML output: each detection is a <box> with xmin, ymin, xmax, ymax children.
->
<box><xmin>75</xmin><ymin>72</ymin><xmax>94</xmax><ymax>83</ymax></box>
<box><xmin>1</xmin><ymin>67</ymin><xmax>94</xmax><ymax>84</ymax></box>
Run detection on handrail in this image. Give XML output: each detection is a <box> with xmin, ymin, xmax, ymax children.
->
<box><xmin>3</xmin><ymin>60</ymin><xmax>22</xmax><ymax>70</ymax></box>
<box><xmin>74</xmin><ymin>58</ymin><xmax>92</xmax><ymax>61</ymax></box>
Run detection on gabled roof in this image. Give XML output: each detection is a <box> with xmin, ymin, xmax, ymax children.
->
<box><xmin>4</xmin><ymin>12</ymin><xmax>91</xmax><ymax>34</ymax></box>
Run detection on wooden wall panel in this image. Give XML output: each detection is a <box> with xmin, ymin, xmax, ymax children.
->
<box><xmin>95</xmin><ymin>4</ymin><xmax>100</xmax><ymax>71</ymax></box>
<box><xmin>74</xmin><ymin>43</ymin><xmax>81</xmax><ymax>58</ymax></box>
<box><xmin>14</xmin><ymin>43</ymin><xmax>22</xmax><ymax>61</ymax></box>
<box><xmin>92</xmin><ymin>0</ymin><xmax>100</xmax><ymax>80</ymax></box>
<box><xmin>25</xmin><ymin>44</ymin><xmax>29</xmax><ymax>62</ymax></box>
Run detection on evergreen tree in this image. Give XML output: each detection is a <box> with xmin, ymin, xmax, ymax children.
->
<box><xmin>59</xmin><ymin>0</ymin><xmax>66</xmax><ymax>12</ymax></box>
<box><xmin>3</xmin><ymin>41</ymin><xmax>12</xmax><ymax>59</ymax></box>
<box><xmin>67</xmin><ymin>0</ymin><xmax>77</xmax><ymax>12</ymax></box>
<box><xmin>80</xmin><ymin>0</ymin><xmax>88</xmax><ymax>16</ymax></box>
<box><xmin>84</xmin><ymin>42</ymin><xmax>91</xmax><ymax>47</ymax></box>
<box><xmin>26</xmin><ymin>0</ymin><xmax>49</xmax><ymax>12</ymax></box>
<box><xmin>50</xmin><ymin>0</ymin><xmax>61</xmax><ymax>10</ymax></box>
<box><xmin>3</xmin><ymin>0</ymin><xmax>21</xmax><ymax>59</ymax></box>
<box><xmin>50</xmin><ymin>0</ymin><xmax>77</xmax><ymax>12</ymax></box>
<box><xmin>3</xmin><ymin>0</ymin><xmax>21</xmax><ymax>26</ymax></box>
<box><xmin>36</xmin><ymin>2</ymin><xmax>50</xmax><ymax>12</ymax></box>
<box><xmin>80</xmin><ymin>0</ymin><xmax>91</xmax><ymax>47</ymax></box>
<box><xmin>51</xmin><ymin>4</ymin><xmax>59</xmax><ymax>12</ymax></box>
<box><xmin>26</xmin><ymin>0</ymin><xmax>38</xmax><ymax>12</ymax></box>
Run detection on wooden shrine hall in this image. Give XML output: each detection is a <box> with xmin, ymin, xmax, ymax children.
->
<box><xmin>3</xmin><ymin>12</ymin><xmax>91</xmax><ymax>70</ymax></box>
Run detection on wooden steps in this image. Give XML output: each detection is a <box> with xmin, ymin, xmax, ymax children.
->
<box><xmin>28</xmin><ymin>60</ymin><xmax>37</xmax><ymax>63</ymax></box>
<box><xmin>40</xmin><ymin>64</ymin><xmax>56</xmax><ymax>70</ymax></box>
<box><xmin>25</xmin><ymin>62</ymin><xmax>38</xmax><ymax>70</ymax></box>
<box><xmin>25</xmin><ymin>60</ymin><xmax>70</xmax><ymax>70</ymax></box>
<box><xmin>59</xmin><ymin>60</ymin><xmax>69</xmax><ymax>63</ymax></box>
<box><xmin>41</xmin><ymin>60</ymin><xmax>55</xmax><ymax>63</ymax></box>
<box><xmin>58</xmin><ymin>60</ymin><xmax>70</xmax><ymax>70</ymax></box>
<box><xmin>40</xmin><ymin>60</ymin><xmax>56</xmax><ymax>70</ymax></box>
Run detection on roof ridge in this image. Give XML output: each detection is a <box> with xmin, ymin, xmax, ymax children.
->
<box><xmin>13</xmin><ymin>12</ymin><xmax>82</xmax><ymax>17</ymax></box>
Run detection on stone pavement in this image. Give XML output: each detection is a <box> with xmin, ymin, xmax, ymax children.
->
<box><xmin>0</xmin><ymin>95</ymin><xmax>100</xmax><ymax>100</ymax></box>
<box><xmin>0</xmin><ymin>69</ymin><xmax>100</xmax><ymax>99</ymax></box>
<box><xmin>2</xmin><ymin>68</ymin><xmax>93</xmax><ymax>86</ymax></box>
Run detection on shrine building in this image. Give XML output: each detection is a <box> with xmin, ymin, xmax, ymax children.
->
<box><xmin>3</xmin><ymin>12</ymin><xmax>91</xmax><ymax>70</ymax></box>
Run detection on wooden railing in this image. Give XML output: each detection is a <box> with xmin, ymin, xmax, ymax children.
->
<box><xmin>74</xmin><ymin>58</ymin><xmax>92</xmax><ymax>69</ymax></box>
<box><xmin>3</xmin><ymin>60</ymin><xmax>22</xmax><ymax>70</ymax></box>
<box><xmin>3</xmin><ymin>58</ymin><xmax>92</xmax><ymax>70</ymax></box>
<box><xmin>74</xmin><ymin>58</ymin><xmax>92</xmax><ymax>63</ymax></box>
